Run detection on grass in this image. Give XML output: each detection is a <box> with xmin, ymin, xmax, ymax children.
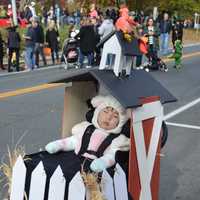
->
<box><xmin>182</xmin><ymin>28</ymin><xmax>200</xmax><ymax>44</ymax></box>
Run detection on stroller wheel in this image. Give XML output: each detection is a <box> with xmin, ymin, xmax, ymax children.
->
<box><xmin>164</xmin><ymin>67</ymin><xmax>168</xmax><ymax>72</ymax></box>
<box><xmin>144</xmin><ymin>67</ymin><xmax>150</xmax><ymax>72</ymax></box>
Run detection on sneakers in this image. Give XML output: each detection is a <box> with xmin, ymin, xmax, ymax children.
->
<box><xmin>85</xmin><ymin>65</ymin><xmax>92</xmax><ymax>69</ymax></box>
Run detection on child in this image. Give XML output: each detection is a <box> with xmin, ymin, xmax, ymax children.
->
<box><xmin>24</xmin><ymin>95</ymin><xmax>130</xmax><ymax>199</ymax></box>
<box><xmin>169</xmin><ymin>39</ymin><xmax>183</xmax><ymax>69</ymax></box>
<box><xmin>45</xmin><ymin>95</ymin><xmax>130</xmax><ymax>172</ymax></box>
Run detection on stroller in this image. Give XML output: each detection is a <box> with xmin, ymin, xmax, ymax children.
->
<box><xmin>61</xmin><ymin>30</ymin><xmax>79</xmax><ymax>69</ymax></box>
<box><xmin>142</xmin><ymin>55</ymin><xmax>168</xmax><ymax>72</ymax></box>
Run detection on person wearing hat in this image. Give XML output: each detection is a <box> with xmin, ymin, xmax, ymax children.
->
<box><xmin>33</xmin><ymin>17</ymin><xmax>47</xmax><ymax>68</ymax></box>
<box><xmin>23</xmin><ymin>20</ymin><xmax>37</xmax><ymax>70</ymax></box>
<box><xmin>45</xmin><ymin>95</ymin><xmax>130</xmax><ymax>172</ymax></box>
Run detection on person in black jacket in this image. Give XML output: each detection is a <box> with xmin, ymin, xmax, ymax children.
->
<box><xmin>46</xmin><ymin>20</ymin><xmax>60</xmax><ymax>65</ymax></box>
<box><xmin>33</xmin><ymin>17</ymin><xmax>47</xmax><ymax>68</ymax></box>
<box><xmin>7</xmin><ymin>26</ymin><xmax>21</xmax><ymax>72</ymax></box>
<box><xmin>172</xmin><ymin>19</ymin><xmax>184</xmax><ymax>49</ymax></box>
<box><xmin>76</xmin><ymin>18</ymin><xmax>97</xmax><ymax>68</ymax></box>
<box><xmin>0</xmin><ymin>32</ymin><xmax>5</xmax><ymax>70</ymax></box>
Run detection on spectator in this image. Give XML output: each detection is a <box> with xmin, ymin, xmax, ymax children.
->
<box><xmin>23</xmin><ymin>20</ymin><xmax>37</xmax><ymax>70</ymax></box>
<box><xmin>0</xmin><ymin>6</ymin><xmax>7</xmax><ymax>18</ymax></box>
<box><xmin>98</xmin><ymin>15</ymin><xmax>115</xmax><ymax>39</ymax></box>
<box><xmin>33</xmin><ymin>17</ymin><xmax>47</xmax><ymax>68</ymax></box>
<box><xmin>159</xmin><ymin>13</ymin><xmax>171</xmax><ymax>55</ymax></box>
<box><xmin>29</xmin><ymin>1</ymin><xmax>36</xmax><ymax>18</ymax></box>
<box><xmin>7</xmin><ymin>26</ymin><xmax>21</xmax><ymax>72</ymax></box>
<box><xmin>172</xmin><ymin>18</ymin><xmax>184</xmax><ymax>48</ymax></box>
<box><xmin>46</xmin><ymin>20</ymin><xmax>60</xmax><ymax>65</ymax></box>
<box><xmin>55</xmin><ymin>4</ymin><xmax>60</xmax><ymax>29</ymax></box>
<box><xmin>7</xmin><ymin>4</ymin><xmax>13</xmax><ymax>18</ymax></box>
<box><xmin>76</xmin><ymin>18</ymin><xmax>97</xmax><ymax>68</ymax></box>
<box><xmin>0</xmin><ymin>31</ymin><xmax>5</xmax><ymax>70</ymax></box>
<box><xmin>24</xmin><ymin>5</ymin><xmax>33</xmax><ymax>22</ymax></box>
<box><xmin>47</xmin><ymin>6</ymin><xmax>55</xmax><ymax>23</ymax></box>
<box><xmin>144</xmin><ymin>17</ymin><xmax>160</xmax><ymax>70</ymax></box>
<box><xmin>98</xmin><ymin>15</ymin><xmax>115</xmax><ymax>67</ymax></box>
<box><xmin>105</xmin><ymin>9</ymin><xmax>110</xmax><ymax>18</ymax></box>
<box><xmin>89</xmin><ymin>4</ymin><xmax>98</xmax><ymax>19</ymax></box>
<box><xmin>74</xmin><ymin>9</ymin><xmax>81</xmax><ymax>26</ymax></box>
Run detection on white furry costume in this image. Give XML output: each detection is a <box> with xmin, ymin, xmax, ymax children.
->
<box><xmin>45</xmin><ymin>95</ymin><xmax>130</xmax><ymax>172</ymax></box>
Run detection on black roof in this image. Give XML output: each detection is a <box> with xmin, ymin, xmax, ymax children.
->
<box><xmin>50</xmin><ymin>68</ymin><xmax>177</xmax><ymax>108</ymax></box>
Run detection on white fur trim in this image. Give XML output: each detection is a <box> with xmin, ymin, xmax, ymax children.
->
<box><xmin>71</xmin><ymin>121</ymin><xmax>91</xmax><ymax>136</ymax></box>
<box><xmin>91</xmin><ymin>96</ymin><xmax>107</xmax><ymax>108</ymax></box>
<box><xmin>91</xmin><ymin>95</ymin><xmax>128</xmax><ymax>134</ymax></box>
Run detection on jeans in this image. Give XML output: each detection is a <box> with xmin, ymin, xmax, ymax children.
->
<box><xmin>79</xmin><ymin>50</ymin><xmax>94</xmax><ymax>66</ymax></box>
<box><xmin>106</xmin><ymin>54</ymin><xmax>115</xmax><ymax>66</ymax></box>
<box><xmin>51</xmin><ymin>48</ymin><xmax>59</xmax><ymax>64</ymax></box>
<box><xmin>25</xmin><ymin>46</ymin><xmax>35</xmax><ymax>70</ymax></box>
<box><xmin>160</xmin><ymin>33</ymin><xmax>169</xmax><ymax>54</ymax></box>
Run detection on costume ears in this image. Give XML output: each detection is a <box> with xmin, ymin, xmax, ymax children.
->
<box><xmin>91</xmin><ymin>95</ymin><xmax>106</xmax><ymax>108</ymax></box>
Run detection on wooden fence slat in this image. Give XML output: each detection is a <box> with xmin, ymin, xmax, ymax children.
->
<box><xmin>68</xmin><ymin>172</ymin><xmax>85</xmax><ymax>200</ymax></box>
<box><xmin>101</xmin><ymin>170</ymin><xmax>115</xmax><ymax>200</ymax></box>
<box><xmin>29</xmin><ymin>161</ymin><xmax>47</xmax><ymax>200</ymax></box>
<box><xmin>10</xmin><ymin>156</ymin><xmax>27</xmax><ymax>200</ymax></box>
<box><xmin>48</xmin><ymin>166</ymin><xmax>66</xmax><ymax>200</ymax></box>
<box><xmin>114</xmin><ymin>164</ymin><xmax>129</xmax><ymax>200</ymax></box>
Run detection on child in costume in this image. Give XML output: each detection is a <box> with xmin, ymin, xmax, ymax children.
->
<box><xmin>45</xmin><ymin>95</ymin><xmax>130</xmax><ymax>173</ymax></box>
<box><xmin>115</xmin><ymin>4</ymin><xmax>139</xmax><ymax>41</ymax></box>
<box><xmin>168</xmin><ymin>39</ymin><xmax>183</xmax><ymax>69</ymax></box>
<box><xmin>24</xmin><ymin>95</ymin><xmax>130</xmax><ymax>199</ymax></box>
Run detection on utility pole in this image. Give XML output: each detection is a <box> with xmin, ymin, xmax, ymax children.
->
<box><xmin>11</xmin><ymin>0</ymin><xmax>18</xmax><ymax>26</ymax></box>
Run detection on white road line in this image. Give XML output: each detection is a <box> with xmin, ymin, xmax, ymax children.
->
<box><xmin>164</xmin><ymin>97</ymin><xmax>200</xmax><ymax>120</ymax></box>
<box><xmin>166</xmin><ymin>122</ymin><xmax>200</xmax><ymax>130</ymax></box>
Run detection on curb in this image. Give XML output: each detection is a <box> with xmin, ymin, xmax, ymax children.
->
<box><xmin>0</xmin><ymin>43</ymin><xmax>200</xmax><ymax>77</ymax></box>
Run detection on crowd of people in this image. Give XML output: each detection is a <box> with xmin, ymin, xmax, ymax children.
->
<box><xmin>0</xmin><ymin>2</ymin><xmax>185</xmax><ymax>72</ymax></box>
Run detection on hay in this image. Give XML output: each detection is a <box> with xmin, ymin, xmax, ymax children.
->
<box><xmin>0</xmin><ymin>145</ymin><xmax>29</xmax><ymax>199</ymax></box>
<box><xmin>81</xmin><ymin>170</ymin><xmax>105</xmax><ymax>200</ymax></box>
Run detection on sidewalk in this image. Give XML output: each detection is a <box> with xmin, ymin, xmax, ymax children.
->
<box><xmin>0</xmin><ymin>42</ymin><xmax>200</xmax><ymax>76</ymax></box>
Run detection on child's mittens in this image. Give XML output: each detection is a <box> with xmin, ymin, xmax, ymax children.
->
<box><xmin>90</xmin><ymin>158</ymin><xmax>107</xmax><ymax>172</ymax></box>
<box><xmin>45</xmin><ymin>141</ymin><xmax>61</xmax><ymax>154</ymax></box>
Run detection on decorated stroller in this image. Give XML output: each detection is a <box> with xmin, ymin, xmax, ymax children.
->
<box><xmin>61</xmin><ymin>30</ymin><xmax>79</xmax><ymax>69</ymax></box>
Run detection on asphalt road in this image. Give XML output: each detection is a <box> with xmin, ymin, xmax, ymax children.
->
<box><xmin>0</xmin><ymin>45</ymin><xmax>200</xmax><ymax>199</ymax></box>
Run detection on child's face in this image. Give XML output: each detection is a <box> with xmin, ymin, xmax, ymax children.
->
<box><xmin>97</xmin><ymin>107</ymin><xmax>119</xmax><ymax>130</ymax></box>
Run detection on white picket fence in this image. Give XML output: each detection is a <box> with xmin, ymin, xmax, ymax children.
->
<box><xmin>10</xmin><ymin>156</ymin><xmax>129</xmax><ymax>200</ymax></box>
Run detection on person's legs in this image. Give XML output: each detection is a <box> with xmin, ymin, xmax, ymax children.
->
<box><xmin>136</xmin><ymin>55</ymin><xmax>143</xmax><ymax>68</ymax></box>
<box><xmin>39</xmin><ymin>45</ymin><xmax>47</xmax><ymax>66</ymax></box>
<box><xmin>34</xmin><ymin>44</ymin><xmax>40</xmax><ymax>67</ymax></box>
<box><xmin>51</xmin><ymin>48</ymin><xmax>55</xmax><ymax>64</ymax></box>
<box><xmin>8</xmin><ymin>48</ymin><xmax>13</xmax><ymax>72</ymax></box>
<box><xmin>162</xmin><ymin>33</ymin><xmax>169</xmax><ymax>55</ymax></box>
<box><xmin>0</xmin><ymin>56</ymin><xmax>4</xmax><ymax>70</ymax></box>
<box><xmin>15</xmin><ymin>48</ymin><xmax>20</xmax><ymax>71</ymax></box>
<box><xmin>79</xmin><ymin>50</ymin><xmax>85</xmax><ymax>67</ymax></box>
<box><xmin>55</xmin><ymin>49</ymin><xmax>59</xmax><ymax>63</ymax></box>
<box><xmin>160</xmin><ymin>33</ymin><xmax>164</xmax><ymax>53</ymax></box>
<box><xmin>25</xmin><ymin>47</ymin><xmax>32</xmax><ymax>70</ymax></box>
<box><xmin>87</xmin><ymin>52</ymin><xmax>94</xmax><ymax>66</ymax></box>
